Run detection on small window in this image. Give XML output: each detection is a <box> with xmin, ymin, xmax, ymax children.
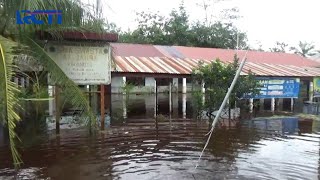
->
<box><xmin>156</xmin><ymin>78</ymin><xmax>170</xmax><ymax>86</ymax></box>
<box><xmin>126</xmin><ymin>77</ymin><xmax>145</xmax><ymax>86</ymax></box>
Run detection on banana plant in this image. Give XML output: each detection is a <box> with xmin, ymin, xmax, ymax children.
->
<box><xmin>0</xmin><ymin>0</ymin><xmax>110</xmax><ymax>168</ymax></box>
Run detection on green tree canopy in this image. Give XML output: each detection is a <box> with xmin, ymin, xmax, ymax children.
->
<box><xmin>290</xmin><ymin>41</ymin><xmax>317</xmax><ymax>57</ymax></box>
<box><xmin>118</xmin><ymin>2</ymin><xmax>248</xmax><ymax>49</ymax></box>
<box><xmin>192</xmin><ymin>55</ymin><xmax>260</xmax><ymax>119</ymax></box>
<box><xmin>270</xmin><ymin>41</ymin><xmax>289</xmax><ymax>53</ymax></box>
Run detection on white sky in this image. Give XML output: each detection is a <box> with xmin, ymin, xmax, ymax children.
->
<box><xmin>99</xmin><ymin>0</ymin><xmax>320</xmax><ymax>50</ymax></box>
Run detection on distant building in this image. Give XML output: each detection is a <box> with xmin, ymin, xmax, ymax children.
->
<box><xmin>110</xmin><ymin>43</ymin><xmax>320</xmax><ymax>98</ymax></box>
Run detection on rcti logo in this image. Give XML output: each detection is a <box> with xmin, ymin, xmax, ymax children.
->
<box><xmin>16</xmin><ymin>10</ymin><xmax>62</xmax><ymax>25</ymax></box>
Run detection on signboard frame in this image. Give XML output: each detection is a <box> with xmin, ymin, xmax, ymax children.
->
<box><xmin>46</xmin><ymin>41</ymin><xmax>112</xmax><ymax>85</ymax></box>
<box><xmin>244</xmin><ymin>77</ymin><xmax>300</xmax><ymax>99</ymax></box>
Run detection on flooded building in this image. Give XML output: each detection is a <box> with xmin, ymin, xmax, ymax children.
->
<box><xmin>109</xmin><ymin>43</ymin><xmax>320</xmax><ymax>113</ymax></box>
<box><xmin>110</xmin><ymin>43</ymin><xmax>320</xmax><ymax>94</ymax></box>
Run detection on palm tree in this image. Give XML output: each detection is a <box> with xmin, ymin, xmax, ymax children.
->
<box><xmin>0</xmin><ymin>0</ymin><xmax>107</xmax><ymax>168</ymax></box>
<box><xmin>290</xmin><ymin>41</ymin><xmax>317</xmax><ymax>57</ymax></box>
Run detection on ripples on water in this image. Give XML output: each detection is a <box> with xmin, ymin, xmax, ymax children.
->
<box><xmin>0</xmin><ymin>94</ymin><xmax>320</xmax><ymax>180</ymax></box>
<box><xmin>0</xmin><ymin>118</ymin><xmax>319</xmax><ymax>180</ymax></box>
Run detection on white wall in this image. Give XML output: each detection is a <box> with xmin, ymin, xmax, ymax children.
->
<box><xmin>145</xmin><ymin>77</ymin><xmax>156</xmax><ymax>93</ymax></box>
<box><xmin>111</xmin><ymin>77</ymin><xmax>125</xmax><ymax>93</ymax></box>
<box><xmin>111</xmin><ymin>76</ymin><xmax>199</xmax><ymax>94</ymax></box>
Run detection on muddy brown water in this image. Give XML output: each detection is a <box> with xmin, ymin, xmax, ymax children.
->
<box><xmin>0</xmin><ymin>94</ymin><xmax>320</xmax><ymax>180</ymax></box>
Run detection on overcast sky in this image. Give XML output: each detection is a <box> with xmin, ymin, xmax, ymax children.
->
<box><xmin>100</xmin><ymin>0</ymin><xmax>320</xmax><ymax>50</ymax></box>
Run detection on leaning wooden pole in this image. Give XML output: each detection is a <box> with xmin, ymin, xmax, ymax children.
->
<box><xmin>55</xmin><ymin>86</ymin><xmax>61</xmax><ymax>135</ymax></box>
<box><xmin>100</xmin><ymin>84</ymin><xmax>105</xmax><ymax>130</ymax></box>
<box><xmin>195</xmin><ymin>51</ymin><xmax>248</xmax><ymax>168</ymax></box>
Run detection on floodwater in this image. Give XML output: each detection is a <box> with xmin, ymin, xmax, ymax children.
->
<box><xmin>0</xmin><ymin>94</ymin><xmax>320</xmax><ymax>180</ymax></box>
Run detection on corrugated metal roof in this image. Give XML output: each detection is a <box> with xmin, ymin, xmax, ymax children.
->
<box><xmin>111</xmin><ymin>43</ymin><xmax>320</xmax><ymax>67</ymax></box>
<box><xmin>111</xmin><ymin>43</ymin><xmax>165</xmax><ymax>57</ymax></box>
<box><xmin>154</xmin><ymin>45</ymin><xmax>186</xmax><ymax>59</ymax></box>
<box><xmin>113</xmin><ymin>56</ymin><xmax>320</xmax><ymax>77</ymax></box>
<box><xmin>174</xmin><ymin>46</ymin><xmax>320</xmax><ymax>67</ymax></box>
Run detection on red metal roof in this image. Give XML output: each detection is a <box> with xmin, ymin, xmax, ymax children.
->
<box><xmin>174</xmin><ymin>46</ymin><xmax>320</xmax><ymax>67</ymax></box>
<box><xmin>113</xmin><ymin>56</ymin><xmax>320</xmax><ymax>77</ymax></box>
<box><xmin>110</xmin><ymin>43</ymin><xmax>320</xmax><ymax>77</ymax></box>
<box><xmin>111</xmin><ymin>43</ymin><xmax>320</xmax><ymax>67</ymax></box>
<box><xmin>112</xmin><ymin>43</ymin><xmax>165</xmax><ymax>57</ymax></box>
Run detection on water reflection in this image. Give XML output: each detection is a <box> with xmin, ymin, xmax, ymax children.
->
<box><xmin>112</xmin><ymin>94</ymin><xmax>194</xmax><ymax>120</ymax></box>
<box><xmin>0</xmin><ymin>94</ymin><xmax>320</xmax><ymax>179</ymax></box>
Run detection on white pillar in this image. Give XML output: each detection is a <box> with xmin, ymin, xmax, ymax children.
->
<box><xmin>122</xmin><ymin>77</ymin><xmax>126</xmax><ymax>95</ymax></box>
<box><xmin>154</xmin><ymin>93</ymin><xmax>157</xmax><ymax>118</ymax></box>
<box><xmin>182</xmin><ymin>93</ymin><xmax>187</xmax><ymax>119</ymax></box>
<box><xmin>259</xmin><ymin>99</ymin><xmax>264</xmax><ymax>111</ymax></box>
<box><xmin>278</xmin><ymin>98</ymin><xmax>283</xmax><ymax>111</ymax></box>
<box><xmin>271</xmin><ymin>98</ymin><xmax>275</xmax><ymax>112</ymax></box>
<box><xmin>249</xmin><ymin>98</ymin><xmax>253</xmax><ymax>113</ymax></box>
<box><xmin>21</xmin><ymin>78</ymin><xmax>25</xmax><ymax>88</ymax></box>
<box><xmin>202</xmin><ymin>94</ymin><xmax>205</xmax><ymax>106</ymax></box>
<box><xmin>14</xmin><ymin>77</ymin><xmax>19</xmax><ymax>86</ymax></box>
<box><xmin>145</xmin><ymin>77</ymin><xmax>157</xmax><ymax>94</ymax></box>
<box><xmin>182</xmin><ymin>78</ymin><xmax>187</xmax><ymax>94</ymax></box>
<box><xmin>291</xmin><ymin>98</ymin><xmax>294</xmax><ymax>111</ymax></box>
<box><xmin>309</xmin><ymin>81</ymin><xmax>314</xmax><ymax>102</ymax></box>
<box><xmin>173</xmin><ymin>92</ymin><xmax>179</xmax><ymax>117</ymax></box>
<box><xmin>123</xmin><ymin>96</ymin><xmax>127</xmax><ymax>119</ymax></box>
<box><xmin>48</xmin><ymin>86</ymin><xmax>54</xmax><ymax>116</ymax></box>
<box><xmin>26</xmin><ymin>77</ymin><xmax>30</xmax><ymax>87</ymax></box>
<box><xmin>201</xmin><ymin>80</ymin><xmax>205</xmax><ymax>93</ymax></box>
<box><xmin>172</xmin><ymin>78</ymin><xmax>179</xmax><ymax>93</ymax></box>
<box><xmin>169</xmin><ymin>82</ymin><xmax>172</xmax><ymax>113</ymax></box>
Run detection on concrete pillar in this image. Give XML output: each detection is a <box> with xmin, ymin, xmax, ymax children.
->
<box><xmin>122</xmin><ymin>77</ymin><xmax>127</xmax><ymax>95</ymax></box>
<box><xmin>259</xmin><ymin>99</ymin><xmax>265</xmax><ymax>111</ymax></box>
<box><xmin>145</xmin><ymin>95</ymin><xmax>156</xmax><ymax>118</ymax></box>
<box><xmin>48</xmin><ymin>85</ymin><xmax>54</xmax><ymax>116</ymax></box>
<box><xmin>182</xmin><ymin>93</ymin><xmax>187</xmax><ymax>119</ymax></box>
<box><xmin>145</xmin><ymin>77</ymin><xmax>157</xmax><ymax>93</ymax></box>
<box><xmin>201</xmin><ymin>80</ymin><xmax>205</xmax><ymax>94</ymax></box>
<box><xmin>169</xmin><ymin>82</ymin><xmax>172</xmax><ymax>113</ymax></box>
<box><xmin>173</xmin><ymin>92</ymin><xmax>179</xmax><ymax>118</ymax></box>
<box><xmin>154</xmin><ymin>93</ymin><xmax>157</xmax><ymax>118</ymax></box>
<box><xmin>14</xmin><ymin>77</ymin><xmax>18</xmax><ymax>86</ymax></box>
<box><xmin>278</xmin><ymin>98</ymin><xmax>283</xmax><ymax>111</ymax></box>
<box><xmin>182</xmin><ymin>78</ymin><xmax>187</xmax><ymax>94</ymax></box>
<box><xmin>291</xmin><ymin>98</ymin><xmax>294</xmax><ymax>112</ymax></box>
<box><xmin>249</xmin><ymin>98</ymin><xmax>253</xmax><ymax>113</ymax></box>
<box><xmin>21</xmin><ymin>78</ymin><xmax>25</xmax><ymax>88</ymax></box>
<box><xmin>271</xmin><ymin>98</ymin><xmax>275</xmax><ymax>112</ymax></box>
<box><xmin>309</xmin><ymin>81</ymin><xmax>314</xmax><ymax>102</ymax></box>
<box><xmin>26</xmin><ymin>77</ymin><xmax>30</xmax><ymax>87</ymax></box>
<box><xmin>172</xmin><ymin>78</ymin><xmax>179</xmax><ymax>93</ymax></box>
<box><xmin>123</xmin><ymin>95</ymin><xmax>127</xmax><ymax>119</ymax></box>
<box><xmin>202</xmin><ymin>94</ymin><xmax>205</xmax><ymax>106</ymax></box>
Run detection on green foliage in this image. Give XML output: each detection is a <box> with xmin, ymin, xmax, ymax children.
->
<box><xmin>290</xmin><ymin>41</ymin><xmax>317</xmax><ymax>57</ymax></box>
<box><xmin>118</xmin><ymin>3</ymin><xmax>248</xmax><ymax>49</ymax></box>
<box><xmin>192</xmin><ymin>55</ymin><xmax>261</xmax><ymax>119</ymax></box>
<box><xmin>269</xmin><ymin>41</ymin><xmax>289</xmax><ymax>53</ymax></box>
<box><xmin>191</xmin><ymin>90</ymin><xmax>205</xmax><ymax>119</ymax></box>
<box><xmin>190</xmin><ymin>21</ymin><xmax>248</xmax><ymax>49</ymax></box>
<box><xmin>0</xmin><ymin>0</ymin><xmax>106</xmax><ymax>167</ymax></box>
<box><xmin>0</xmin><ymin>36</ymin><xmax>22</xmax><ymax>168</ymax></box>
<box><xmin>121</xmin><ymin>81</ymin><xmax>135</xmax><ymax>95</ymax></box>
